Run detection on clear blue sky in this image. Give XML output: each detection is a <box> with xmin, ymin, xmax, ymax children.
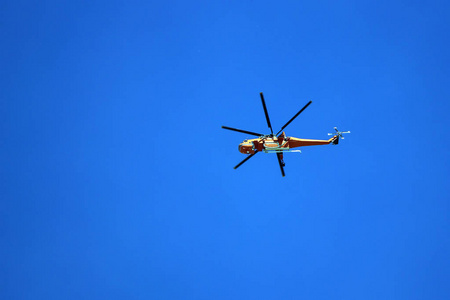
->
<box><xmin>2</xmin><ymin>1</ymin><xmax>450</xmax><ymax>299</ymax></box>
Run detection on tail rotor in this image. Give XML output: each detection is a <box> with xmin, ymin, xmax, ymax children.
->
<box><xmin>328</xmin><ymin>127</ymin><xmax>350</xmax><ymax>145</ymax></box>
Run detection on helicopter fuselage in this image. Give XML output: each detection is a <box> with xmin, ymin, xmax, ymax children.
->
<box><xmin>238</xmin><ymin>132</ymin><xmax>337</xmax><ymax>154</ymax></box>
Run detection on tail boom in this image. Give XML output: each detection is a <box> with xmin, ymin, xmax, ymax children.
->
<box><xmin>287</xmin><ymin>137</ymin><xmax>336</xmax><ymax>148</ymax></box>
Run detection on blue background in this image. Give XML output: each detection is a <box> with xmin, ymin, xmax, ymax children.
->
<box><xmin>2</xmin><ymin>1</ymin><xmax>450</xmax><ymax>299</ymax></box>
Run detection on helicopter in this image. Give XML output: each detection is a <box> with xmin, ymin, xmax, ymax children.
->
<box><xmin>222</xmin><ymin>92</ymin><xmax>350</xmax><ymax>176</ymax></box>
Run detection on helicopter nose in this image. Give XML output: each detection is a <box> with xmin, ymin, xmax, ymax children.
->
<box><xmin>238</xmin><ymin>144</ymin><xmax>241</xmax><ymax>152</ymax></box>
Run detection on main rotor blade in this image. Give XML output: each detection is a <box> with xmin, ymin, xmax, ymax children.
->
<box><xmin>260</xmin><ymin>92</ymin><xmax>273</xmax><ymax>135</ymax></box>
<box><xmin>234</xmin><ymin>150</ymin><xmax>258</xmax><ymax>169</ymax></box>
<box><xmin>276</xmin><ymin>100</ymin><xmax>312</xmax><ymax>136</ymax></box>
<box><xmin>222</xmin><ymin>126</ymin><xmax>263</xmax><ymax>137</ymax></box>
<box><xmin>276</xmin><ymin>153</ymin><xmax>285</xmax><ymax>177</ymax></box>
